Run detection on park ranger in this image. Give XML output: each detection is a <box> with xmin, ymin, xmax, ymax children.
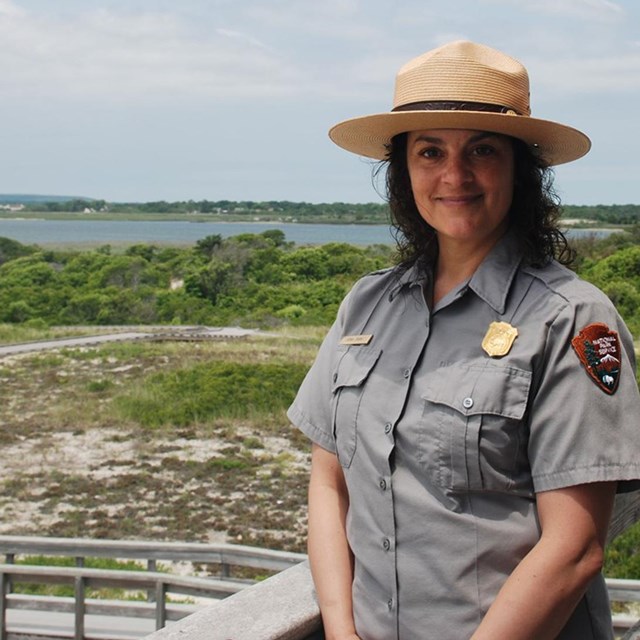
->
<box><xmin>288</xmin><ymin>41</ymin><xmax>640</xmax><ymax>640</ymax></box>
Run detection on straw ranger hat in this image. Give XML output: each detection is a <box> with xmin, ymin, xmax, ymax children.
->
<box><xmin>329</xmin><ymin>40</ymin><xmax>590</xmax><ymax>166</ymax></box>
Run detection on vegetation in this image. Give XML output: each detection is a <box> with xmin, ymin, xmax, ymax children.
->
<box><xmin>570</xmin><ymin>225</ymin><xmax>640</xmax><ymax>336</ymax></box>
<box><xmin>605</xmin><ymin>525</ymin><xmax>640</xmax><ymax>580</ymax></box>
<box><xmin>0</xmin><ymin>230</ymin><xmax>394</xmax><ymax>328</ymax></box>
<box><xmin>12</xmin><ymin>555</ymin><xmax>150</xmax><ymax>599</ymax></box>
<box><xmin>1</xmin><ymin>226</ymin><xmax>639</xmax><ymax>333</ymax></box>
<box><xmin>116</xmin><ymin>361</ymin><xmax>309</xmax><ymax>427</ymax></box>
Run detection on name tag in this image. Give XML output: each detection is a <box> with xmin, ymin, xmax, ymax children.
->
<box><xmin>340</xmin><ymin>334</ymin><xmax>373</xmax><ymax>346</ymax></box>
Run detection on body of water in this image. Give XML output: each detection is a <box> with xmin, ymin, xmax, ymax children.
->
<box><xmin>0</xmin><ymin>218</ymin><xmax>617</xmax><ymax>247</ymax></box>
<box><xmin>0</xmin><ymin>219</ymin><xmax>396</xmax><ymax>247</ymax></box>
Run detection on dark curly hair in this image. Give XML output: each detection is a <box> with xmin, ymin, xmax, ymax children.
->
<box><xmin>378</xmin><ymin>133</ymin><xmax>574</xmax><ymax>271</ymax></box>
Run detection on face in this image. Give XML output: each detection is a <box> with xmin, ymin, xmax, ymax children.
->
<box><xmin>406</xmin><ymin>128</ymin><xmax>515</xmax><ymax>253</ymax></box>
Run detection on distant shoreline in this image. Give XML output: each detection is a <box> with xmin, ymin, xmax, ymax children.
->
<box><xmin>0</xmin><ymin>210</ymin><xmax>631</xmax><ymax>231</ymax></box>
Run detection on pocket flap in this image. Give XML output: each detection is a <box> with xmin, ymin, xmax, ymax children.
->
<box><xmin>332</xmin><ymin>347</ymin><xmax>382</xmax><ymax>392</ymax></box>
<box><xmin>421</xmin><ymin>362</ymin><xmax>531</xmax><ymax>420</ymax></box>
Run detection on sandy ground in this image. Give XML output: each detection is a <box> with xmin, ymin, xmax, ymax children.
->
<box><xmin>0</xmin><ymin>341</ymin><xmax>311</xmax><ymax>554</ymax></box>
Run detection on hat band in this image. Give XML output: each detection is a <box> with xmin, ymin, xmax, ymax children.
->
<box><xmin>392</xmin><ymin>100</ymin><xmax>520</xmax><ymax>115</ymax></box>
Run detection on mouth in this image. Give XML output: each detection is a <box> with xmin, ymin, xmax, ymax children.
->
<box><xmin>436</xmin><ymin>194</ymin><xmax>483</xmax><ymax>206</ymax></box>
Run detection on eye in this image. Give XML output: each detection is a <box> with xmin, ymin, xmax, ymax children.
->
<box><xmin>419</xmin><ymin>146</ymin><xmax>442</xmax><ymax>159</ymax></box>
<box><xmin>472</xmin><ymin>144</ymin><xmax>496</xmax><ymax>157</ymax></box>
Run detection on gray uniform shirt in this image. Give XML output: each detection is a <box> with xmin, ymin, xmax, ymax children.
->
<box><xmin>288</xmin><ymin>233</ymin><xmax>640</xmax><ymax>640</ymax></box>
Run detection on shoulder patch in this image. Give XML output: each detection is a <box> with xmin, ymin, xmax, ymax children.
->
<box><xmin>571</xmin><ymin>323</ymin><xmax>621</xmax><ymax>395</ymax></box>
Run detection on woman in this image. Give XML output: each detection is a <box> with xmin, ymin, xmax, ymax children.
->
<box><xmin>287</xmin><ymin>41</ymin><xmax>640</xmax><ymax>639</ymax></box>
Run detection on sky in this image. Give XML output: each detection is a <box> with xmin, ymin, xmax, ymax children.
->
<box><xmin>0</xmin><ymin>0</ymin><xmax>638</xmax><ymax>205</ymax></box>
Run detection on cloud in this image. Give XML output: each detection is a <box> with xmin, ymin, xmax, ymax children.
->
<box><xmin>0</xmin><ymin>3</ymin><xmax>303</xmax><ymax>102</ymax></box>
<box><xmin>483</xmin><ymin>0</ymin><xmax>624</xmax><ymax>21</ymax></box>
<box><xmin>534</xmin><ymin>50</ymin><xmax>640</xmax><ymax>92</ymax></box>
<box><xmin>244</xmin><ymin>0</ymin><xmax>380</xmax><ymax>41</ymax></box>
<box><xmin>0</xmin><ymin>0</ymin><xmax>22</xmax><ymax>16</ymax></box>
<box><xmin>216</xmin><ymin>28</ymin><xmax>271</xmax><ymax>51</ymax></box>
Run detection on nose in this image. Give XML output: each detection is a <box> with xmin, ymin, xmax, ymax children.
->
<box><xmin>442</xmin><ymin>153</ymin><xmax>473</xmax><ymax>185</ymax></box>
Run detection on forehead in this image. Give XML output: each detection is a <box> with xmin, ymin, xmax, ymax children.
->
<box><xmin>407</xmin><ymin>129</ymin><xmax>510</xmax><ymax>145</ymax></box>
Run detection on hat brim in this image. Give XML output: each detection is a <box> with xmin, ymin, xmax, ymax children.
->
<box><xmin>329</xmin><ymin>111</ymin><xmax>591</xmax><ymax>166</ymax></box>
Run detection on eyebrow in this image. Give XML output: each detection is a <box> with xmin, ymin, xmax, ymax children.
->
<box><xmin>410</xmin><ymin>132</ymin><xmax>500</xmax><ymax>145</ymax></box>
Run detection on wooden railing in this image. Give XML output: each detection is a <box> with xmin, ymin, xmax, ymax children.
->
<box><xmin>1</xmin><ymin>560</ymin><xmax>638</xmax><ymax>640</ymax></box>
<box><xmin>0</xmin><ymin>564</ymin><xmax>241</xmax><ymax>639</ymax></box>
<box><xmin>0</xmin><ymin>535</ymin><xmax>306</xmax><ymax>577</ymax></box>
<box><xmin>0</xmin><ymin>536</ymin><xmax>307</xmax><ymax>639</ymax></box>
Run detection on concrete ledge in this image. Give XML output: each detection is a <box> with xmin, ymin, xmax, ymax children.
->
<box><xmin>144</xmin><ymin>561</ymin><xmax>322</xmax><ymax>640</ymax></box>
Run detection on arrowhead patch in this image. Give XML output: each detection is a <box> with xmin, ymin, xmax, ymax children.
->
<box><xmin>571</xmin><ymin>322</ymin><xmax>621</xmax><ymax>395</ymax></box>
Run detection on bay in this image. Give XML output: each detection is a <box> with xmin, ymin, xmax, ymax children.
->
<box><xmin>0</xmin><ymin>218</ymin><xmax>616</xmax><ymax>248</ymax></box>
<box><xmin>0</xmin><ymin>219</ymin><xmax>395</xmax><ymax>247</ymax></box>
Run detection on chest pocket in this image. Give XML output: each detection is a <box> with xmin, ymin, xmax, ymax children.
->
<box><xmin>420</xmin><ymin>362</ymin><xmax>532</xmax><ymax>495</ymax></box>
<box><xmin>331</xmin><ymin>346</ymin><xmax>382</xmax><ymax>468</ymax></box>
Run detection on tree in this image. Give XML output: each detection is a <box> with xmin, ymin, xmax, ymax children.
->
<box><xmin>196</xmin><ymin>234</ymin><xmax>223</xmax><ymax>258</ymax></box>
<box><xmin>0</xmin><ymin>237</ymin><xmax>35</xmax><ymax>266</ymax></box>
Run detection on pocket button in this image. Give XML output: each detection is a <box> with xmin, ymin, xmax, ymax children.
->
<box><xmin>462</xmin><ymin>397</ymin><xmax>474</xmax><ymax>409</ymax></box>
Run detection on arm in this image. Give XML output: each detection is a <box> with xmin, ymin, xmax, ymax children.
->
<box><xmin>470</xmin><ymin>481</ymin><xmax>616</xmax><ymax>640</ymax></box>
<box><xmin>307</xmin><ymin>443</ymin><xmax>361</xmax><ymax>640</ymax></box>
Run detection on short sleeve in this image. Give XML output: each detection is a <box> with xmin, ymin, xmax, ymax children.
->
<box><xmin>287</xmin><ymin>292</ymin><xmax>352</xmax><ymax>453</ymax></box>
<box><xmin>528</xmin><ymin>290</ymin><xmax>640</xmax><ymax>494</ymax></box>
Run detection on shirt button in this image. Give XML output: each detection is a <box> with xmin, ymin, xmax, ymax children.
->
<box><xmin>403</xmin><ymin>368</ymin><xmax>411</xmax><ymax>379</ymax></box>
<box><xmin>383</xmin><ymin>538</ymin><xmax>391</xmax><ymax>551</ymax></box>
<box><xmin>384</xmin><ymin>422</ymin><xmax>392</xmax><ymax>434</ymax></box>
<box><xmin>379</xmin><ymin>479</ymin><xmax>387</xmax><ymax>490</ymax></box>
<box><xmin>387</xmin><ymin>598</ymin><xmax>394</xmax><ymax>610</ymax></box>
<box><xmin>332</xmin><ymin>373</ymin><xmax>338</xmax><ymax>383</ymax></box>
<box><xmin>462</xmin><ymin>397</ymin><xmax>474</xmax><ymax>409</ymax></box>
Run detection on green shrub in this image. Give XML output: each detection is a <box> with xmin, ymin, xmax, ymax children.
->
<box><xmin>604</xmin><ymin>520</ymin><xmax>640</xmax><ymax>579</ymax></box>
<box><xmin>115</xmin><ymin>361</ymin><xmax>308</xmax><ymax>427</ymax></box>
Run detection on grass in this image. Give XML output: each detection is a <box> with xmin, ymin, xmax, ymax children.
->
<box><xmin>11</xmin><ymin>555</ymin><xmax>156</xmax><ymax>599</ymax></box>
<box><xmin>115</xmin><ymin>360</ymin><xmax>309</xmax><ymax>428</ymax></box>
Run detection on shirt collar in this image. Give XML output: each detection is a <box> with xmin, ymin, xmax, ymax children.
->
<box><xmin>387</xmin><ymin>231</ymin><xmax>522</xmax><ymax>311</ymax></box>
<box><xmin>388</xmin><ymin>261</ymin><xmax>429</xmax><ymax>301</ymax></box>
<box><xmin>466</xmin><ymin>231</ymin><xmax>522</xmax><ymax>314</ymax></box>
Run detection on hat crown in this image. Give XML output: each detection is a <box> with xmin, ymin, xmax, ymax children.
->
<box><xmin>393</xmin><ymin>40</ymin><xmax>531</xmax><ymax>116</ymax></box>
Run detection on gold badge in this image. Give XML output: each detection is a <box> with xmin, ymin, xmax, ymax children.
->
<box><xmin>482</xmin><ymin>322</ymin><xmax>518</xmax><ymax>358</ymax></box>
<box><xmin>340</xmin><ymin>334</ymin><xmax>373</xmax><ymax>346</ymax></box>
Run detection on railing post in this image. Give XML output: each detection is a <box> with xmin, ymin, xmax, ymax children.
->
<box><xmin>4</xmin><ymin>555</ymin><xmax>12</xmax><ymax>598</ymax></box>
<box><xmin>147</xmin><ymin>559</ymin><xmax>157</xmax><ymax>602</ymax></box>
<box><xmin>155</xmin><ymin>580</ymin><xmax>167</xmax><ymax>629</ymax></box>
<box><xmin>74</xmin><ymin>575</ymin><xmax>85</xmax><ymax>640</ymax></box>
<box><xmin>0</xmin><ymin>571</ymin><xmax>7</xmax><ymax>640</ymax></box>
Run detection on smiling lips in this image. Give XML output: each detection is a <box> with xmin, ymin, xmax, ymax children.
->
<box><xmin>436</xmin><ymin>194</ymin><xmax>483</xmax><ymax>205</ymax></box>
